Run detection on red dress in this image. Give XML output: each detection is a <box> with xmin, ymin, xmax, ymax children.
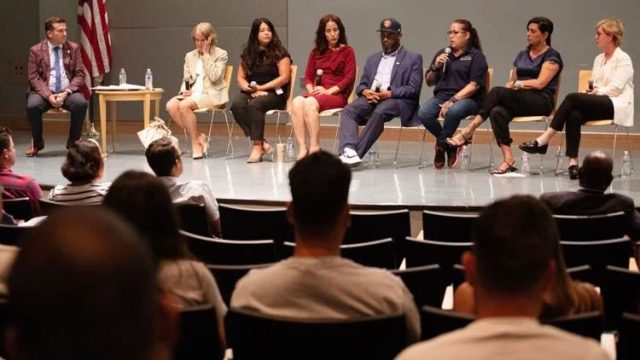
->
<box><xmin>302</xmin><ymin>45</ymin><xmax>356</xmax><ymax>111</ymax></box>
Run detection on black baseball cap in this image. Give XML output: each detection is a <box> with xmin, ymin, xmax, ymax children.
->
<box><xmin>377</xmin><ymin>18</ymin><xmax>401</xmax><ymax>34</ymax></box>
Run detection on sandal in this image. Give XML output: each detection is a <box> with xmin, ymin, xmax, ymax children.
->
<box><xmin>489</xmin><ymin>160</ymin><xmax>517</xmax><ymax>175</ymax></box>
<box><xmin>296</xmin><ymin>147</ymin><xmax>309</xmax><ymax>161</ymax></box>
<box><xmin>447</xmin><ymin>128</ymin><xmax>473</xmax><ymax>147</ymax></box>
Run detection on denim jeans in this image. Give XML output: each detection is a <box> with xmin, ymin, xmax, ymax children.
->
<box><xmin>417</xmin><ymin>97</ymin><xmax>479</xmax><ymax>149</ymax></box>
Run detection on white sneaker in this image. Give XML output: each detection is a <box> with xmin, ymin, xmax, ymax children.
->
<box><xmin>340</xmin><ymin>148</ymin><xmax>362</xmax><ymax>166</ymax></box>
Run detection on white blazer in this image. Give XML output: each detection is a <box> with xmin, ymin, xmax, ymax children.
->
<box><xmin>180</xmin><ymin>46</ymin><xmax>229</xmax><ymax>106</ymax></box>
<box><xmin>592</xmin><ymin>47</ymin><xmax>634</xmax><ymax>127</ymax></box>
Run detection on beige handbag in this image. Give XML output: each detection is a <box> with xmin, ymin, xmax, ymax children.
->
<box><xmin>137</xmin><ymin>117</ymin><xmax>177</xmax><ymax>148</ymax></box>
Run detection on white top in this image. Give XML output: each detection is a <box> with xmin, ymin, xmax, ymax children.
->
<box><xmin>396</xmin><ymin>317</ymin><xmax>610</xmax><ymax>360</ymax></box>
<box><xmin>159</xmin><ymin>176</ymin><xmax>220</xmax><ymax>221</ymax></box>
<box><xmin>231</xmin><ymin>256</ymin><xmax>420</xmax><ymax>342</ymax></box>
<box><xmin>47</xmin><ymin>41</ymin><xmax>69</xmax><ymax>92</ymax></box>
<box><xmin>49</xmin><ymin>181</ymin><xmax>110</xmax><ymax>205</ymax></box>
<box><xmin>374</xmin><ymin>45</ymin><xmax>402</xmax><ymax>90</ymax></box>
<box><xmin>191</xmin><ymin>58</ymin><xmax>205</xmax><ymax>96</ymax></box>
<box><xmin>592</xmin><ymin>47</ymin><xmax>634</xmax><ymax>127</ymax></box>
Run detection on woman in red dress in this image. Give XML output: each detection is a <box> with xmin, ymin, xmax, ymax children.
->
<box><xmin>290</xmin><ymin>14</ymin><xmax>356</xmax><ymax>160</ymax></box>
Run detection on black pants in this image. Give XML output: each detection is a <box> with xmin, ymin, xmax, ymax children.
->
<box><xmin>230</xmin><ymin>92</ymin><xmax>286</xmax><ymax>141</ymax></box>
<box><xmin>480</xmin><ymin>87</ymin><xmax>553</xmax><ymax>146</ymax></box>
<box><xmin>26</xmin><ymin>92</ymin><xmax>88</xmax><ymax>148</ymax></box>
<box><xmin>548</xmin><ymin>92</ymin><xmax>614</xmax><ymax>158</ymax></box>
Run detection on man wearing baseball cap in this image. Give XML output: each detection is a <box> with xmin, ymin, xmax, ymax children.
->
<box><xmin>338</xmin><ymin>18</ymin><xmax>423</xmax><ymax>166</ymax></box>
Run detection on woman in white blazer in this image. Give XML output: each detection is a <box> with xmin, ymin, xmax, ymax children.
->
<box><xmin>520</xmin><ymin>19</ymin><xmax>633</xmax><ymax>179</ymax></box>
<box><xmin>166</xmin><ymin>22</ymin><xmax>229</xmax><ymax>159</ymax></box>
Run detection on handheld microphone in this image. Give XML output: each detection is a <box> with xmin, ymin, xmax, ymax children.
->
<box><xmin>249</xmin><ymin>81</ymin><xmax>257</xmax><ymax>89</ymax></box>
<box><xmin>442</xmin><ymin>47</ymin><xmax>452</xmax><ymax>74</ymax></box>
<box><xmin>315</xmin><ymin>69</ymin><xmax>323</xmax><ymax>86</ymax></box>
<box><xmin>184</xmin><ymin>77</ymin><xmax>191</xmax><ymax>91</ymax></box>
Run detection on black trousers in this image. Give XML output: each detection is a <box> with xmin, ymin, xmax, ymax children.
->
<box><xmin>230</xmin><ymin>92</ymin><xmax>286</xmax><ymax>141</ymax></box>
<box><xmin>26</xmin><ymin>92</ymin><xmax>88</xmax><ymax>148</ymax></box>
<box><xmin>480</xmin><ymin>87</ymin><xmax>553</xmax><ymax>146</ymax></box>
<box><xmin>548</xmin><ymin>92</ymin><xmax>614</xmax><ymax>158</ymax></box>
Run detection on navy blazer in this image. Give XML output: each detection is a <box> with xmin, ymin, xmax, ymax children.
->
<box><xmin>356</xmin><ymin>46</ymin><xmax>423</xmax><ymax>126</ymax></box>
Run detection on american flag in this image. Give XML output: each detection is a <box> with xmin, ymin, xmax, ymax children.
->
<box><xmin>77</xmin><ymin>0</ymin><xmax>112</xmax><ymax>99</ymax></box>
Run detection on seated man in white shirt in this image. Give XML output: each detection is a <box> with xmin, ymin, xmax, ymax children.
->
<box><xmin>231</xmin><ymin>151</ymin><xmax>420</xmax><ymax>342</ymax></box>
<box><xmin>145</xmin><ymin>137</ymin><xmax>221</xmax><ymax>237</ymax></box>
<box><xmin>396</xmin><ymin>195</ymin><xmax>609</xmax><ymax>360</ymax></box>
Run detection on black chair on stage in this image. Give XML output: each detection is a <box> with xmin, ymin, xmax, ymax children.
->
<box><xmin>174</xmin><ymin>305</ymin><xmax>224</xmax><ymax>360</ymax></box>
<box><xmin>206</xmin><ymin>263</ymin><xmax>273</xmax><ymax>306</ymax></box>
<box><xmin>391</xmin><ymin>264</ymin><xmax>448</xmax><ymax>308</ymax></box>
<box><xmin>618</xmin><ymin>313</ymin><xmax>640</xmax><ymax>360</ymax></box>
<box><xmin>344</xmin><ymin>209</ymin><xmax>410</xmax><ymax>263</ymax></box>
<box><xmin>402</xmin><ymin>237</ymin><xmax>472</xmax><ymax>284</ymax></box>
<box><xmin>3</xmin><ymin>197</ymin><xmax>34</xmax><ymax>221</ymax></box>
<box><xmin>281</xmin><ymin>238</ymin><xmax>397</xmax><ymax>269</ymax></box>
<box><xmin>0</xmin><ymin>224</ymin><xmax>35</xmax><ymax>246</ymax></box>
<box><xmin>542</xmin><ymin>311</ymin><xmax>603</xmax><ymax>341</ymax></box>
<box><xmin>420</xmin><ymin>305</ymin><xmax>473</xmax><ymax>340</ymax></box>
<box><xmin>422</xmin><ymin>210</ymin><xmax>478</xmax><ymax>243</ymax></box>
<box><xmin>553</xmin><ymin>212</ymin><xmax>627</xmax><ymax>241</ymax></box>
<box><xmin>560</xmin><ymin>238</ymin><xmax>631</xmax><ymax>284</ymax></box>
<box><xmin>225</xmin><ymin>308</ymin><xmax>407</xmax><ymax>360</ymax></box>
<box><xmin>601</xmin><ymin>266</ymin><xmax>640</xmax><ymax>331</ymax></box>
<box><xmin>175</xmin><ymin>203</ymin><xmax>211</xmax><ymax>237</ymax></box>
<box><xmin>219</xmin><ymin>204</ymin><xmax>293</xmax><ymax>246</ymax></box>
<box><xmin>181</xmin><ymin>230</ymin><xmax>277</xmax><ymax>265</ymax></box>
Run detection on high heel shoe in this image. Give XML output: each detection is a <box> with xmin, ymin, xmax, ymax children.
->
<box><xmin>247</xmin><ymin>150</ymin><xmax>263</xmax><ymax>163</ymax></box>
<box><xmin>447</xmin><ymin>128</ymin><xmax>473</xmax><ymax>147</ymax></box>
<box><xmin>568</xmin><ymin>165</ymin><xmax>579</xmax><ymax>180</ymax></box>
<box><xmin>296</xmin><ymin>147</ymin><xmax>309</xmax><ymax>161</ymax></box>
<box><xmin>489</xmin><ymin>160</ymin><xmax>518</xmax><ymax>175</ymax></box>
<box><xmin>519</xmin><ymin>140</ymin><xmax>548</xmax><ymax>154</ymax></box>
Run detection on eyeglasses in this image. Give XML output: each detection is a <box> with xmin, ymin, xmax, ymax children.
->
<box><xmin>446</xmin><ymin>30</ymin><xmax>467</xmax><ymax>36</ymax></box>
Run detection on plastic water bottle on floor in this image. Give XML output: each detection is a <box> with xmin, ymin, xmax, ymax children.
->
<box><xmin>145</xmin><ymin>68</ymin><xmax>153</xmax><ymax>90</ymax></box>
<box><xmin>367</xmin><ymin>148</ymin><xmax>380</xmax><ymax>166</ymax></box>
<box><xmin>460</xmin><ymin>145</ymin><xmax>471</xmax><ymax>170</ymax></box>
<box><xmin>119</xmin><ymin>68</ymin><xmax>127</xmax><ymax>86</ymax></box>
<box><xmin>286</xmin><ymin>137</ymin><xmax>295</xmax><ymax>162</ymax></box>
<box><xmin>521</xmin><ymin>152</ymin><xmax>530</xmax><ymax>175</ymax></box>
<box><xmin>554</xmin><ymin>146</ymin><xmax>563</xmax><ymax>174</ymax></box>
<box><xmin>621</xmin><ymin>151</ymin><xmax>632</xmax><ymax>179</ymax></box>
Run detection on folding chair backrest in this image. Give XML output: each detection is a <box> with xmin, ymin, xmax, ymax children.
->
<box><xmin>554</xmin><ymin>212</ymin><xmax>627</xmax><ymax>241</ymax></box>
<box><xmin>420</xmin><ymin>305</ymin><xmax>473</xmax><ymax>340</ymax></box>
<box><xmin>422</xmin><ymin>210</ymin><xmax>478</xmax><ymax>242</ymax></box>
<box><xmin>601</xmin><ymin>266</ymin><xmax>640</xmax><ymax>331</ymax></box>
<box><xmin>207</xmin><ymin>263</ymin><xmax>273</xmax><ymax>306</ymax></box>
<box><xmin>392</xmin><ymin>264</ymin><xmax>448</xmax><ymax>308</ymax></box>
<box><xmin>174</xmin><ymin>305</ymin><xmax>224</xmax><ymax>360</ymax></box>
<box><xmin>181</xmin><ymin>230</ymin><xmax>277</xmax><ymax>265</ymax></box>
<box><xmin>175</xmin><ymin>203</ymin><xmax>211</xmax><ymax>237</ymax></box>
<box><xmin>618</xmin><ymin>313</ymin><xmax>640</xmax><ymax>360</ymax></box>
<box><xmin>2</xmin><ymin>197</ymin><xmax>33</xmax><ymax>221</ymax></box>
<box><xmin>340</xmin><ymin>238</ymin><xmax>397</xmax><ymax>269</ymax></box>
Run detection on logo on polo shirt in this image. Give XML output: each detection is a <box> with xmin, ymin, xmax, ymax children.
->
<box><xmin>460</xmin><ymin>55</ymin><xmax>472</xmax><ymax>61</ymax></box>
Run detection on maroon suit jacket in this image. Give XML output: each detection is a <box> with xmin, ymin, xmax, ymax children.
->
<box><xmin>28</xmin><ymin>39</ymin><xmax>86</xmax><ymax>99</ymax></box>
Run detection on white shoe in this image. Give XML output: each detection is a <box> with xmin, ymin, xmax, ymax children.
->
<box><xmin>339</xmin><ymin>148</ymin><xmax>362</xmax><ymax>166</ymax></box>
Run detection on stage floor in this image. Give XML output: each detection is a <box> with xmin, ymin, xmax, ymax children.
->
<box><xmin>10</xmin><ymin>128</ymin><xmax>640</xmax><ymax>210</ymax></box>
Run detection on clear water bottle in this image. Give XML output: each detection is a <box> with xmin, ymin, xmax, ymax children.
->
<box><xmin>145</xmin><ymin>68</ymin><xmax>153</xmax><ymax>90</ymax></box>
<box><xmin>521</xmin><ymin>152</ymin><xmax>530</xmax><ymax>175</ymax></box>
<box><xmin>119</xmin><ymin>68</ymin><xmax>127</xmax><ymax>86</ymax></box>
<box><xmin>621</xmin><ymin>151</ymin><xmax>632</xmax><ymax>179</ymax></box>
<box><xmin>286</xmin><ymin>137</ymin><xmax>295</xmax><ymax>162</ymax></box>
<box><xmin>554</xmin><ymin>146</ymin><xmax>563</xmax><ymax>174</ymax></box>
<box><xmin>367</xmin><ymin>148</ymin><xmax>380</xmax><ymax>166</ymax></box>
<box><xmin>460</xmin><ymin>145</ymin><xmax>471</xmax><ymax>170</ymax></box>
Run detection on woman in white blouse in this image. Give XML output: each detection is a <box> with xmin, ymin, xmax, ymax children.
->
<box><xmin>520</xmin><ymin>19</ymin><xmax>633</xmax><ymax>179</ymax></box>
<box><xmin>166</xmin><ymin>22</ymin><xmax>229</xmax><ymax>159</ymax></box>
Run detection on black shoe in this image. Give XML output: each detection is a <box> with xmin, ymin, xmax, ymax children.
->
<box><xmin>446</xmin><ymin>146</ymin><xmax>461</xmax><ymax>168</ymax></box>
<box><xmin>519</xmin><ymin>140</ymin><xmax>548</xmax><ymax>154</ymax></box>
<box><xmin>568</xmin><ymin>165</ymin><xmax>579</xmax><ymax>180</ymax></box>
<box><xmin>434</xmin><ymin>146</ymin><xmax>445</xmax><ymax>169</ymax></box>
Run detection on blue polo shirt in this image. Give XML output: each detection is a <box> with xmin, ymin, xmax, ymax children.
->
<box><xmin>513</xmin><ymin>47</ymin><xmax>563</xmax><ymax>100</ymax></box>
<box><xmin>431</xmin><ymin>47</ymin><xmax>488</xmax><ymax>104</ymax></box>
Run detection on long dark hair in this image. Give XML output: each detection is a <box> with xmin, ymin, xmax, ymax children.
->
<box><xmin>103</xmin><ymin>170</ymin><xmax>190</xmax><ymax>263</ymax></box>
<box><xmin>528</xmin><ymin>16</ymin><xmax>554</xmax><ymax>46</ymax></box>
<box><xmin>240</xmin><ymin>17</ymin><xmax>289</xmax><ymax>77</ymax></box>
<box><xmin>454</xmin><ymin>19</ymin><xmax>481</xmax><ymax>51</ymax></box>
<box><xmin>314</xmin><ymin>14</ymin><xmax>348</xmax><ymax>54</ymax></box>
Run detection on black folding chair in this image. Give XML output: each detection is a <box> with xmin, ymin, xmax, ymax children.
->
<box><xmin>175</xmin><ymin>203</ymin><xmax>212</xmax><ymax>237</ymax></box>
<box><xmin>601</xmin><ymin>266</ymin><xmax>640</xmax><ymax>331</ymax></box>
<box><xmin>219</xmin><ymin>204</ymin><xmax>293</xmax><ymax>247</ymax></box>
<box><xmin>402</xmin><ymin>237</ymin><xmax>472</xmax><ymax>284</ymax></box>
<box><xmin>344</xmin><ymin>209</ymin><xmax>410</xmax><ymax>263</ymax></box>
<box><xmin>420</xmin><ymin>305</ymin><xmax>473</xmax><ymax>340</ymax></box>
<box><xmin>206</xmin><ymin>263</ymin><xmax>273</xmax><ymax>306</ymax></box>
<box><xmin>0</xmin><ymin>224</ymin><xmax>34</xmax><ymax>246</ymax></box>
<box><xmin>3</xmin><ymin>197</ymin><xmax>34</xmax><ymax>221</ymax></box>
<box><xmin>226</xmin><ymin>308</ymin><xmax>407</xmax><ymax>360</ymax></box>
<box><xmin>174</xmin><ymin>305</ymin><xmax>223</xmax><ymax>360</ymax></box>
<box><xmin>542</xmin><ymin>311</ymin><xmax>603</xmax><ymax>341</ymax></box>
<box><xmin>392</xmin><ymin>265</ymin><xmax>448</xmax><ymax>308</ymax></box>
<box><xmin>422</xmin><ymin>210</ymin><xmax>478</xmax><ymax>243</ymax></box>
<box><xmin>553</xmin><ymin>212</ymin><xmax>627</xmax><ymax>241</ymax></box>
<box><xmin>281</xmin><ymin>238</ymin><xmax>397</xmax><ymax>269</ymax></box>
<box><xmin>181</xmin><ymin>230</ymin><xmax>277</xmax><ymax>265</ymax></box>
<box><xmin>618</xmin><ymin>313</ymin><xmax>640</xmax><ymax>360</ymax></box>
<box><xmin>561</xmin><ymin>238</ymin><xmax>631</xmax><ymax>285</ymax></box>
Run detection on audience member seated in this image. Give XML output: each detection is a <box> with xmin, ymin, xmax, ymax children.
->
<box><xmin>230</xmin><ymin>17</ymin><xmax>291</xmax><ymax>163</ymax></box>
<box><xmin>448</xmin><ymin>17</ymin><xmax>563</xmax><ymax>175</ymax></box>
<box><xmin>418</xmin><ymin>19</ymin><xmax>488</xmax><ymax>169</ymax></box>
<box><xmin>521</xmin><ymin>19</ymin><xmax>633</xmax><ymax>179</ymax></box>
<box><xmin>103</xmin><ymin>170</ymin><xmax>227</xmax><ymax>345</ymax></box>
<box><xmin>291</xmin><ymin>14</ymin><xmax>356</xmax><ymax>159</ymax></box>
<box><xmin>337</xmin><ymin>17</ymin><xmax>423</xmax><ymax>166</ymax></box>
<box><xmin>7</xmin><ymin>207</ymin><xmax>176</xmax><ymax>360</ymax></box>
<box><xmin>49</xmin><ymin>139</ymin><xmax>109</xmax><ymax>205</ymax></box>
<box><xmin>231</xmin><ymin>151</ymin><xmax>420</xmax><ymax>341</ymax></box>
<box><xmin>396</xmin><ymin>195</ymin><xmax>609</xmax><ymax>360</ymax></box>
<box><xmin>540</xmin><ymin>150</ymin><xmax>640</xmax><ymax>239</ymax></box>
<box><xmin>0</xmin><ymin>127</ymin><xmax>42</xmax><ymax>215</ymax></box>
<box><xmin>145</xmin><ymin>137</ymin><xmax>221</xmax><ymax>237</ymax></box>
<box><xmin>165</xmin><ymin>22</ymin><xmax>228</xmax><ymax>159</ymax></box>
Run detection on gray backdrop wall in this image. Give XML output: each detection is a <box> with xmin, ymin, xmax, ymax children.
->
<box><xmin>1</xmin><ymin>0</ymin><xmax>638</xmax><ymax>132</ymax></box>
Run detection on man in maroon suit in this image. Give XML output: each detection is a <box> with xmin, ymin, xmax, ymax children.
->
<box><xmin>26</xmin><ymin>16</ymin><xmax>88</xmax><ymax>157</ymax></box>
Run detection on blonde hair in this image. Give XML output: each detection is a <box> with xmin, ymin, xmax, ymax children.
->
<box><xmin>191</xmin><ymin>22</ymin><xmax>217</xmax><ymax>46</ymax></box>
<box><xmin>596</xmin><ymin>19</ymin><xmax>624</xmax><ymax>47</ymax></box>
